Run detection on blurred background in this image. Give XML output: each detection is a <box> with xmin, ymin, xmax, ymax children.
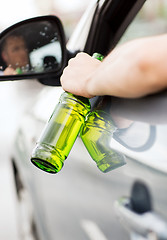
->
<box><xmin>0</xmin><ymin>0</ymin><xmax>167</xmax><ymax>239</ymax></box>
<box><xmin>0</xmin><ymin>0</ymin><xmax>90</xmax><ymax>38</ymax></box>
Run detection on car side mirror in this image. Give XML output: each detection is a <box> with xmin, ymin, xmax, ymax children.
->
<box><xmin>0</xmin><ymin>15</ymin><xmax>67</xmax><ymax>86</ymax></box>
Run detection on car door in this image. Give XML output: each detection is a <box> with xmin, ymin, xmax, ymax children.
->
<box><xmin>2</xmin><ymin>0</ymin><xmax>167</xmax><ymax>239</ymax></box>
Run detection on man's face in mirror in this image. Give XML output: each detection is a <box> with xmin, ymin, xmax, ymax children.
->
<box><xmin>2</xmin><ymin>35</ymin><xmax>29</xmax><ymax>70</ymax></box>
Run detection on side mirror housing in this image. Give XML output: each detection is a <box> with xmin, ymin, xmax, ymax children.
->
<box><xmin>0</xmin><ymin>15</ymin><xmax>67</xmax><ymax>86</ymax></box>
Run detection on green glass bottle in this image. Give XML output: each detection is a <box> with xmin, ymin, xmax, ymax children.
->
<box><xmin>31</xmin><ymin>53</ymin><xmax>103</xmax><ymax>174</ymax></box>
<box><xmin>31</xmin><ymin>92</ymin><xmax>91</xmax><ymax>173</ymax></box>
<box><xmin>16</xmin><ymin>67</ymin><xmax>23</xmax><ymax>74</ymax></box>
<box><xmin>81</xmin><ymin>53</ymin><xmax>125</xmax><ymax>173</ymax></box>
<box><xmin>81</xmin><ymin>110</ymin><xmax>126</xmax><ymax>173</ymax></box>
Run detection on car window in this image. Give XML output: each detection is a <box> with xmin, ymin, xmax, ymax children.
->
<box><xmin>119</xmin><ymin>0</ymin><xmax>167</xmax><ymax>44</ymax></box>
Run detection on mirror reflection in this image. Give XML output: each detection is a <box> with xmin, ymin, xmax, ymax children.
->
<box><xmin>0</xmin><ymin>20</ymin><xmax>62</xmax><ymax>76</ymax></box>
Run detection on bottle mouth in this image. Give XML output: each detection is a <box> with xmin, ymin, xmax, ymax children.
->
<box><xmin>97</xmin><ymin>160</ymin><xmax>126</xmax><ymax>173</ymax></box>
<box><xmin>31</xmin><ymin>158</ymin><xmax>63</xmax><ymax>174</ymax></box>
<box><xmin>96</xmin><ymin>152</ymin><xmax>126</xmax><ymax>173</ymax></box>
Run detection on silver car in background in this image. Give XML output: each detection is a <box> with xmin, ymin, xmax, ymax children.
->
<box><xmin>0</xmin><ymin>0</ymin><xmax>167</xmax><ymax>239</ymax></box>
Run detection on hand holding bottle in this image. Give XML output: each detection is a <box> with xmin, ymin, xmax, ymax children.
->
<box><xmin>60</xmin><ymin>52</ymin><xmax>101</xmax><ymax>98</ymax></box>
<box><xmin>31</xmin><ymin>53</ymin><xmax>110</xmax><ymax>174</ymax></box>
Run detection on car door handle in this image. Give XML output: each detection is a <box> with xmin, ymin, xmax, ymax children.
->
<box><xmin>114</xmin><ymin>197</ymin><xmax>167</xmax><ymax>240</ymax></box>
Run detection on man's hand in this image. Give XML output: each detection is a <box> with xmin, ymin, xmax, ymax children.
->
<box><xmin>60</xmin><ymin>52</ymin><xmax>101</xmax><ymax>98</ymax></box>
<box><xmin>3</xmin><ymin>66</ymin><xmax>17</xmax><ymax>75</ymax></box>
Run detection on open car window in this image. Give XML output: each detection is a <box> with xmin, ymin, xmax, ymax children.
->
<box><xmin>119</xmin><ymin>0</ymin><xmax>167</xmax><ymax>44</ymax></box>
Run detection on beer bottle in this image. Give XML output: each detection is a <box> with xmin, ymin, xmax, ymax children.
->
<box><xmin>81</xmin><ymin>109</ymin><xmax>126</xmax><ymax>173</ymax></box>
<box><xmin>31</xmin><ymin>92</ymin><xmax>91</xmax><ymax>173</ymax></box>
<box><xmin>30</xmin><ymin>53</ymin><xmax>102</xmax><ymax>174</ymax></box>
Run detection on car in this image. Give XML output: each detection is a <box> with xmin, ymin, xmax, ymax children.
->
<box><xmin>0</xmin><ymin>0</ymin><xmax>167</xmax><ymax>239</ymax></box>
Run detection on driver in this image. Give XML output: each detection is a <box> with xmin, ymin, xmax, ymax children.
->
<box><xmin>1</xmin><ymin>33</ymin><xmax>29</xmax><ymax>75</ymax></box>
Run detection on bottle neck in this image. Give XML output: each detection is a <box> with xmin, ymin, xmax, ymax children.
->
<box><xmin>60</xmin><ymin>92</ymin><xmax>91</xmax><ymax>117</ymax></box>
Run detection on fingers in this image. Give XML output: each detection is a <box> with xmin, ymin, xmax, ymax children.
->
<box><xmin>60</xmin><ymin>52</ymin><xmax>101</xmax><ymax>98</ymax></box>
<box><xmin>3</xmin><ymin>66</ymin><xmax>17</xmax><ymax>75</ymax></box>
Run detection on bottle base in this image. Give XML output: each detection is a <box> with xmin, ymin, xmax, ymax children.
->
<box><xmin>31</xmin><ymin>143</ymin><xmax>64</xmax><ymax>174</ymax></box>
<box><xmin>31</xmin><ymin>158</ymin><xmax>62</xmax><ymax>174</ymax></box>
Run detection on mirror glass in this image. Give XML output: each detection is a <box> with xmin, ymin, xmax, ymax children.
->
<box><xmin>0</xmin><ymin>20</ymin><xmax>63</xmax><ymax>76</ymax></box>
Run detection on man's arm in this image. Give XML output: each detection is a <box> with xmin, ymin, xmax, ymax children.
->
<box><xmin>61</xmin><ymin>34</ymin><xmax>167</xmax><ymax>98</ymax></box>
